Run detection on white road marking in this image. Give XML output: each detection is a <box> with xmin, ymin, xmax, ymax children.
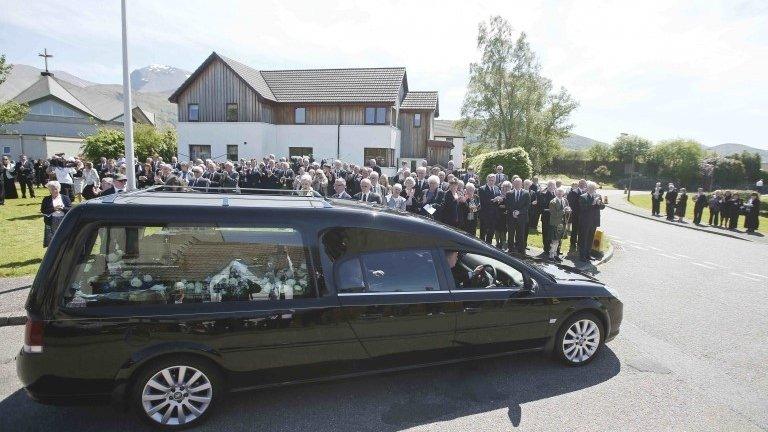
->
<box><xmin>703</xmin><ymin>261</ymin><xmax>727</xmax><ymax>269</ymax></box>
<box><xmin>672</xmin><ymin>253</ymin><xmax>692</xmax><ymax>259</ymax></box>
<box><xmin>656</xmin><ymin>253</ymin><xmax>680</xmax><ymax>259</ymax></box>
<box><xmin>730</xmin><ymin>272</ymin><xmax>761</xmax><ymax>282</ymax></box>
<box><xmin>628</xmin><ymin>244</ymin><xmax>648</xmax><ymax>250</ymax></box>
<box><xmin>691</xmin><ymin>262</ymin><xmax>716</xmax><ymax>269</ymax></box>
<box><xmin>745</xmin><ymin>272</ymin><xmax>768</xmax><ymax>280</ymax></box>
<box><xmin>646</xmin><ymin>246</ymin><xmax>663</xmax><ymax>251</ymax></box>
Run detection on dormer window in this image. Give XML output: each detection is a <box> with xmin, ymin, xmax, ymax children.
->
<box><xmin>413</xmin><ymin>113</ymin><xmax>421</xmax><ymax>128</ymax></box>
<box><xmin>188</xmin><ymin>104</ymin><xmax>199</xmax><ymax>122</ymax></box>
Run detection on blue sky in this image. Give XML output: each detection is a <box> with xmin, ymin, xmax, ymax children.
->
<box><xmin>1</xmin><ymin>0</ymin><xmax>767</xmax><ymax>149</ymax></box>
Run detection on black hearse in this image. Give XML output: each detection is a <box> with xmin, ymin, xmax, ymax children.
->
<box><xmin>17</xmin><ymin>190</ymin><xmax>622</xmax><ymax>429</ymax></box>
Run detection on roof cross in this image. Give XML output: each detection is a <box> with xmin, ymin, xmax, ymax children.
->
<box><xmin>38</xmin><ymin>48</ymin><xmax>53</xmax><ymax>74</ymax></box>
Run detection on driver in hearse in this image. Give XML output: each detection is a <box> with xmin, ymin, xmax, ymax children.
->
<box><xmin>446</xmin><ymin>250</ymin><xmax>488</xmax><ymax>289</ymax></box>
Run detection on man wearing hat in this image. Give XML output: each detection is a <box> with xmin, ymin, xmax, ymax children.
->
<box><xmin>98</xmin><ymin>174</ymin><xmax>127</xmax><ymax>196</ymax></box>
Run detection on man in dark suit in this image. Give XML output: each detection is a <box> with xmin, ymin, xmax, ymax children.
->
<box><xmin>98</xmin><ymin>174</ymin><xmax>127</xmax><ymax>196</ymax></box>
<box><xmin>477</xmin><ymin>174</ymin><xmax>501</xmax><ymax>244</ymax></box>
<box><xmin>461</xmin><ymin>166</ymin><xmax>477</xmax><ymax>185</ymax></box>
<box><xmin>368</xmin><ymin>159</ymin><xmax>382</xmax><ymax>175</ymax></box>
<box><xmin>537</xmin><ymin>181</ymin><xmax>556</xmax><ymax>257</ymax></box>
<box><xmin>15</xmin><ymin>155</ymin><xmax>36</xmax><ymax>198</ymax></box>
<box><xmin>528</xmin><ymin>177</ymin><xmax>541</xmax><ymax>229</ymax></box>
<box><xmin>651</xmin><ymin>182</ymin><xmax>664</xmax><ymax>216</ymax></box>
<box><xmin>567</xmin><ymin>180</ymin><xmax>585</xmax><ymax>253</ymax></box>
<box><xmin>219</xmin><ymin>162</ymin><xmax>240</xmax><ymax>192</ymax></box>
<box><xmin>414</xmin><ymin>167</ymin><xmax>429</xmax><ymax>191</ymax></box>
<box><xmin>664</xmin><ymin>183</ymin><xmax>677</xmax><ymax>221</ymax></box>
<box><xmin>692</xmin><ymin>187</ymin><xmax>708</xmax><ymax>225</ymax></box>
<box><xmin>353</xmin><ymin>178</ymin><xmax>382</xmax><ymax>204</ymax></box>
<box><xmin>188</xmin><ymin>167</ymin><xmax>211</xmax><ymax>192</ymax></box>
<box><xmin>577</xmin><ymin>182</ymin><xmax>605</xmax><ymax>262</ymax></box>
<box><xmin>504</xmin><ymin>178</ymin><xmax>530</xmax><ymax>254</ymax></box>
<box><xmin>331</xmin><ymin>178</ymin><xmax>352</xmax><ymax>199</ymax></box>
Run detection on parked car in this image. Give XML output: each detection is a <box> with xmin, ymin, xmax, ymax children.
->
<box><xmin>17</xmin><ymin>189</ymin><xmax>622</xmax><ymax>429</ymax></box>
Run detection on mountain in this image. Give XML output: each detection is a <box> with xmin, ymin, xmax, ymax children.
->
<box><xmin>704</xmin><ymin>143</ymin><xmax>768</xmax><ymax>159</ymax></box>
<box><xmin>130</xmin><ymin>64</ymin><xmax>190</xmax><ymax>93</ymax></box>
<box><xmin>561</xmin><ymin>133</ymin><xmax>607</xmax><ymax>150</ymax></box>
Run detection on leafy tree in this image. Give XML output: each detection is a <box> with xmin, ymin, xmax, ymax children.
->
<box><xmin>0</xmin><ymin>54</ymin><xmax>29</xmax><ymax>130</ymax></box>
<box><xmin>649</xmin><ymin>138</ymin><xmax>704</xmax><ymax>187</ymax></box>
<box><xmin>468</xmin><ymin>147</ymin><xmax>533</xmax><ymax>180</ymax></box>
<box><xmin>729</xmin><ymin>151</ymin><xmax>761</xmax><ymax>183</ymax></box>
<box><xmin>611</xmin><ymin>134</ymin><xmax>651</xmax><ymax>165</ymax></box>
<box><xmin>457</xmin><ymin>16</ymin><xmax>578</xmax><ymax>172</ymax></box>
<box><xmin>81</xmin><ymin>125</ymin><xmax>178</xmax><ymax>163</ymax></box>
<box><xmin>587</xmin><ymin>142</ymin><xmax>613</xmax><ymax>163</ymax></box>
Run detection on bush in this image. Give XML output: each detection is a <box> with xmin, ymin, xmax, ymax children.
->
<box><xmin>593</xmin><ymin>165</ymin><xmax>611</xmax><ymax>182</ymax></box>
<box><xmin>81</xmin><ymin>125</ymin><xmax>178</xmax><ymax>163</ymax></box>
<box><xmin>468</xmin><ymin>147</ymin><xmax>532</xmax><ymax>180</ymax></box>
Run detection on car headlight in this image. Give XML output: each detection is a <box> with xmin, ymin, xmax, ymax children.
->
<box><xmin>604</xmin><ymin>285</ymin><xmax>620</xmax><ymax>299</ymax></box>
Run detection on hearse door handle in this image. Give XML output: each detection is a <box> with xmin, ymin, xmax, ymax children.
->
<box><xmin>463</xmin><ymin>307</ymin><xmax>482</xmax><ymax>314</ymax></box>
<box><xmin>360</xmin><ymin>313</ymin><xmax>383</xmax><ymax>321</ymax></box>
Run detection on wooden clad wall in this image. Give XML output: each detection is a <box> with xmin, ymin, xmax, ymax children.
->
<box><xmin>398</xmin><ymin>110</ymin><xmax>432</xmax><ymax>158</ymax></box>
<box><xmin>177</xmin><ymin>59</ymin><xmax>264</xmax><ymax>122</ymax></box>
<box><xmin>271</xmin><ymin>104</ymin><xmax>393</xmax><ymax>125</ymax></box>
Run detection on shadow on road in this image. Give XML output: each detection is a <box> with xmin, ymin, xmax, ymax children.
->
<box><xmin>0</xmin><ymin>348</ymin><xmax>620</xmax><ymax>431</ymax></box>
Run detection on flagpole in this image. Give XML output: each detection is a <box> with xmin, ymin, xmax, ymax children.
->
<box><xmin>121</xmin><ymin>0</ymin><xmax>136</xmax><ymax>190</ymax></box>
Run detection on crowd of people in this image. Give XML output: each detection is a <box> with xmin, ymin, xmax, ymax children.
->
<box><xmin>2</xmin><ymin>152</ymin><xmax>613</xmax><ymax>261</ymax></box>
<box><xmin>650</xmin><ymin>182</ymin><xmax>761</xmax><ymax>233</ymax></box>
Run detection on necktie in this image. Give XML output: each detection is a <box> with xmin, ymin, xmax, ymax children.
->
<box><xmin>363</xmin><ymin>194</ymin><xmax>367</xmax><ymax>201</ymax></box>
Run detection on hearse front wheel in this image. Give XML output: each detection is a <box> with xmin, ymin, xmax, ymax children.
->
<box><xmin>132</xmin><ymin>356</ymin><xmax>223</xmax><ymax>429</ymax></box>
<box><xmin>555</xmin><ymin>312</ymin><xmax>603</xmax><ymax>366</ymax></box>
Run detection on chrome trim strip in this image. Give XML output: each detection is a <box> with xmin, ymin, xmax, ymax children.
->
<box><xmin>337</xmin><ymin>291</ymin><xmax>446</xmax><ymax>296</ymax></box>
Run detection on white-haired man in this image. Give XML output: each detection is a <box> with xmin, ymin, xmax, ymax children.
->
<box><xmin>354</xmin><ymin>178</ymin><xmax>382</xmax><ymax>204</ymax></box>
<box><xmin>331</xmin><ymin>178</ymin><xmax>352</xmax><ymax>199</ymax></box>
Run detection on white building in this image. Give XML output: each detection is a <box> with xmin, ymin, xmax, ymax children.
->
<box><xmin>169</xmin><ymin>52</ymin><xmax>461</xmax><ymax>173</ymax></box>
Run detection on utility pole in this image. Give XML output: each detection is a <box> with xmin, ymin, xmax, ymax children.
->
<box><xmin>121</xmin><ymin>0</ymin><xmax>136</xmax><ymax>190</ymax></box>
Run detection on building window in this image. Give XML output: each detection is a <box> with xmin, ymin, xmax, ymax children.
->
<box><xmin>188</xmin><ymin>104</ymin><xmax>199</xmax><ymax>122</ymax></box>
<box><xmin>189</xmin><ymin>145</ymin><xmax>211</xmax><ymax>161</ymax></box>
<box><xmin>413</xmin><ymin>113</ymin><xmax>421</xmax><ymax>128</ymax></box>
<box><xmin>295</xmin><ymin>107</ymin><xmax>306</xmax><ymax>124</ymax></box>
<box><xmin>29</xmin><ymin>100</ymin><xmax>83</xmax><ymax>118</ymax></box>
<box><xmin>364</xmin><ymin>148</ymin><xmax>394</xmax><ymax>167</ymax></box>
<box><xmin>227</xmin><ymin>145</ymin><xmax>239</xmax><ymax>161</ymax></box>
<box><xmin>365</xmin><ymin>107</ymin><xmax>387</xmax><ymax>125</ymax></box>
<box><xmin>289</xmin><ymin>147</ymin><xmax>313</xmax><ymax>158</ymax></box>
<box><xmin>62</xmin><ymin>225</ymin><xmax>315</xmax><ymax>308</ymax></box>
<box><xmin>226</xmin><ymin>103</ymin><xmax>238</xmax><ymax>122</ymax></box>
<box><xmin>2</xmin><ymin>146</ymin><xmax>10</xmax><ymax>155</ymax></box>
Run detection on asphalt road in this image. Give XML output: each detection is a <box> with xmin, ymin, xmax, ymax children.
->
<box><xmin>0</xmin><ymin>201</ymin><xmax>766</xmax><ymax>431</ymax></box>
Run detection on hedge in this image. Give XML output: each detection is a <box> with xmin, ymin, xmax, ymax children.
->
<box><xmin>468</xmin><ymin>147</ymin><xmax>533</xmax><ymax>181</ymax></box>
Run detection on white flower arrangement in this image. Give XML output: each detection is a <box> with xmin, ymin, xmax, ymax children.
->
<box><xmin>130</xmin><ymin>277</ymin><xmax>143</xmax><ymax>288</ymax></box>
<box><xmin>122</xmin><ymin>270</ymin><xmax>133</xmax><ymax>279</ymax></box>
<box><xmin>143</xmin><ymin>274</ymin><xmax>153</xmax><ymax>283</ymax></box>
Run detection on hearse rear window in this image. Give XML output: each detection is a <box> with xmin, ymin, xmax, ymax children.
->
<box><xmin>62</xmin><ymin>225</ymin><xmax>313</xmax><ymax>308</ymax></box>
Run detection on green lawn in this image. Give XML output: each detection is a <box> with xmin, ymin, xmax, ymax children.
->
<box><xmin>627</xmin><ymin>194</ymin><xmax>767</xmax><ymax>234</ymax></box>
<box><xmin>0</xmin><ymin>187</ymin><xmax>48</xmax><ymax>277</ymax></box>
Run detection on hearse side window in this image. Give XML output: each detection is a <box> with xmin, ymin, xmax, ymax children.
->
<box><xmin>360</xmin><ymin>250</ymin><xmax>440</xmax><ymax>292</ymax></box>
<box><xmin>336</xmin><ymin>258</ymin><xmax>365</xmax><ymax>293</ymax></box>
<box><xmin>449</xmin><ymin>251</ymin><xmax>525</xmax><ymax>289</ymax></box>
<box><xmin>321</xmin><ymin>227</ymin><xmax>441</xmax><ymax>261</ymax></box>
<box><xmin>62</xmin><ymin>225</ymin><xmax>314</xmax><ymax>308</ymax></box>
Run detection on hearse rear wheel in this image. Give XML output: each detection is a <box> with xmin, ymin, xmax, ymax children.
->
<box><xmin>555</xmin><ymin>312</ymin><xmax>603</xmax><ymax>366</ymax></box>
<box><xmin>132</xmin><ymin>355</ymin><xmax>223</xmax><ymax>430</ymax></box>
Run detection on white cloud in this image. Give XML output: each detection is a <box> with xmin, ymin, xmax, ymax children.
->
<box><xmin>1</xmin><ymin>0</ymin><xmax>766</xmax><ymax>148</ymax></box>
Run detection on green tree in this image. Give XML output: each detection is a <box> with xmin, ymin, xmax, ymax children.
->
<box><xmin>611</xmin><ymin>134</ymin><xmax>651</xmax><ymax>165</ymax></box>
<box><xmin>649</xmin><ymin>138</ymin><xmax>704</xmax><ymax>187</ymax></box>
<box><xmin>587</xmin><ymin>142</ymin><xmax>613</xmax><ymax>163</ymax></box>
<box><xmin>81</xmin><ymin>125</ymin><xmax>178</xmax><ymax>163</ymax></box>
<box><xmin>457</xmin><ymin>16</ymin><xmax>578</xmax><ymax>172</ymax></box>
<box><xmin>730</xmin><ymin>151</ymin><xmax>761</xmax><ymax>183</ymax></box>
<box><xmin>0</xmin><ymin>54</ymin><xmax>29</xmax><ymax>130</ymax></box>
<box><xmin>593</xmin><ymin>165</ymin><xmax>611</xmax><ymax>183</ymax></box>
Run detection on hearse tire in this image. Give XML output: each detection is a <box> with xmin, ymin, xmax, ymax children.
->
<box><xmin>554</xmin><ymin>312</ymin><xmax>604</xmax><ymax>366</ymax></box>
<box><xmin>131</xmin><ymin>355</ymin><xmax>223</xmax><ymax>430</ymax></box>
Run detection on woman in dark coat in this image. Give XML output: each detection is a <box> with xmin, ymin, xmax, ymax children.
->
<box><xmin>720</xmin><ymin>191</ymin><xmax>732</xmax><ymax>227</ymax></box>
<box><xmin>708</xmin><ymin>191</ymin><xmax>721</xmax><ymax>226</ymax></box>
<box><xmin>675</xmin><ymin>188</ymin><xmax>688</xmax><ymax>222</ymax></box>
<box><xmin>41</xmin><ymin>181</ymin><xmax>72</xmax><ymax>247</ymax></box>
<box><xmin>439</xmin><ymin>179</ymin><xmax>462</xmax><ymax>228</ymax></box>
<box><xmin>1</xmin><ymin>156</ymin><xmax>18</xmax><ymax>200</ymax></box>
<box><xmin>744</xmin><ymin>193</ymin><xmax>761</xmax><ymax>233</ymax></box>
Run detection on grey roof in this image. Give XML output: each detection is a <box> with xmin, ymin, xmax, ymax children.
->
<box><xmin>8</xmin><ymin>73</ymin><xmax>152</xmax><ymax>124</ymax></box>
<box><xmin>433</xmin><ymin>119</ymin><xmax>463</xmax><ymax>137</ymax></box>
<box><xmin>400</xmin><ymin>91</ymin><xmax>439</xmax><ymax>114</ymax></box>
<box><xmin>170</xmin><ymin>52</ymin><xmax>411</xmax><ymax>105</ymax></box>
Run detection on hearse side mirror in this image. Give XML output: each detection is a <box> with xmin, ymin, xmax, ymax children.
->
<box><xmin>523</xmin><ymin>275</ymin><xmax>538</xmax><ymax>293</ymax></box>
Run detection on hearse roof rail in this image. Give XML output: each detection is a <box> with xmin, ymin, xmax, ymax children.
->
<box><xmin>101</xmin><ymin>186</ymin><xmax>333</xmax><ymax>208</ymax></box>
